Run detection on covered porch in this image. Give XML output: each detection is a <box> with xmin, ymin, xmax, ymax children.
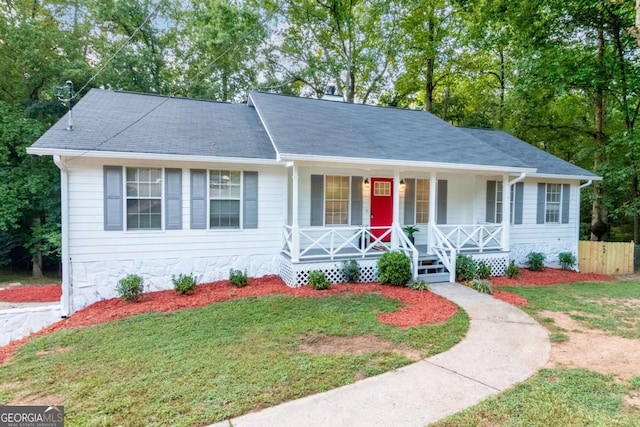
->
<box><xmin>279</xmin><ymin>162</ymin><xmax>523</xmax><ymax>287</ymax></box>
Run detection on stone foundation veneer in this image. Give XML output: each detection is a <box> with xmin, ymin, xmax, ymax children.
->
<box><xmin>510</xmin><ymin>242</ymin><xmax>578</xmax><ymax>270</ymax></box>
<box><xmin>69</xmin><ymin>254</ymin><xmax>280</xmax><ymax>312</ymax></box>
<box><xmin>0</xmin><ymin>305</ymin><xmax>61</xmax><ymax>345</ymax></box>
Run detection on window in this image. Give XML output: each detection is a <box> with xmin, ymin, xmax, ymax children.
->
<box><xmin>325</xmin><ymin>176</ymin><xmax>349</xmax><ymax>225</ymax></box>
<box><xmin>545</xmin><ymin>183</ymin><xmax>562</xmax><ymax>223</ymax></box>
<box><xmin>489</xmin><ymin>181</ymin><xmax>516</xmax><ymax>224</ymax></box>
<box><xmin>373</xmin><ymin>181</ymin><xmax>390</xmax><ymax>196</ymax></box>
<box><xmin>416</xmin><ymin>179</ymin><xmax>430</xmax><ymax>223</ymax></box>
<box><xmin>126</xmin><ymin>167</ymin><xmax>162</xmax><ymax>230</ymax></box>
<box><xmin>209</xmin><ymin>170</ymin><xmax>241</xmax><ymax>228</ymax></box>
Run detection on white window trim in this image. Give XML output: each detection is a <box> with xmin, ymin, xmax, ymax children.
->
<box><xmin>324</xmin><ymin>175</ymin><xmax>351</xmax><ymax>226</ymax></box>
<box><xmin>493</xmin><ymin>181</ymin><xmax>516</xmax><ymax>225</ymax></box>
<box><xmin>545</xmin><ymin>183</ymin><xmax>562</xmax><ymax>224</ymax></box>
<box><xmin>208</xmin><ymin>169</ymin><xmax>244</xmax><ymax>230</ymax></box>
<box><xmin>123</xmin><ymin>166</ymin><xmax>165</xmax><ymax>232</ymax></box>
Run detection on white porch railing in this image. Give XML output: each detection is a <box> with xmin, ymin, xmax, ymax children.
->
<box><xmin>282</xmin><ymin>224</ymin><xmax>419</xmax><ymax>278</ymax></box>
<box><xmin>431</xmin><ymin>225</ymin><xmax>457</xmax><ymax>282</ymax></box>
<box><xmin>435</xmin><ymin>224</ymin><xmax>503</xmax><ymax>252</ymax></box>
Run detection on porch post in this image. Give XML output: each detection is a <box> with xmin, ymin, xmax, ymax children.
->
<box><xmin>391</xmin><ymin>170</ymin><xmax>400</xmax><ymax>249</ymax></box>
<box><xmin>502</xmin><ymin>174</ymin><xmax>510</xmax><ymax>252</ymax></box>
<box><xmin>428</xmin><ymin>171</ymin><xmax>437</xmax><ymax>253</ymax></box>
<box><xmin>291</xmin><ymin>164</ymin><xmax>300</xmax><ymax>262</ymax></box>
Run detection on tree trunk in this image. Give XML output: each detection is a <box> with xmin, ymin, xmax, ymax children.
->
<box><xmin>634</xmin><ymin>174</ymin><xmax>639</xmax><ymax>244</ymax></box>
<box><xmin>591</xmin><ymin>22</ymin><xmax>608</xmax><ymax>242</ymax></box>
<box><xmin>425</xmin><ymin>57</ymin><xmax>435</xmax><ymax>112</ymax></box>
<box><xmin>32</xmin><ymin>249</ymin><xmax>43</xmax><ymax>278</ymax></box>
<box><xmin>498</xmin><ymin>49</ymin><xmax>506</xmax><ymax>129</ymax></box>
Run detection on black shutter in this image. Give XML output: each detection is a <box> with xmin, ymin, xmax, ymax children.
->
<box><xmin>165</xmin><ymin>169</ymin><xmax>182</xmax><ymax>230</ymax></box>
<box><xmin>514</xmin><ymin>182</ymin><xmax>524</xmax><ymax>225</ymax></box>
<box><xmin>310</xmin><ymin>175</ymin><xmax>324</xmax><ymax>226</ymax></box>
<box><xmin>561</xmin><ymin>184</ymin><xmax>570</xmax><ymax>224</ymax></box>
<box><xmin>351</xmin><ymin>176</ymin><xmax>363</xmax><ymax>225</ymax></box>
<box><xmin>437</xmin><ymin>180</ymin><xmax>447</xmax><ymax>225</ymax></box>
<box><xmin>486</xmin><ymin>180</ymin><xmax>496</xmax><ymax>223</ymax></box>
<box><xmin>404</xmin><ymin>178</ymin><xmax>416</xmax><ymax>224</ymax></box>
<box><xmin>104</xmin><ymin>166</ymin><xmax>123</xmax><ymax>231</ymax></box>
<box><xmin>243</xmin><ymin>171</ymin><xmax>258</xmax><ymax>229</ymax></box>
<box><xmin>190</xmin><ymin>169</ymin><xmax>207</xmax><ymax>229</ymax></box>
<box><xmin>536</xmin><ymin>183</ymin><xmax>546</xmax><ymax>224</ymax></box>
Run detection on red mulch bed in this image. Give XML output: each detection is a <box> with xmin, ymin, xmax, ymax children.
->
<box><xmin>492</xmin><ymin>290</ymin><xmax>529</xmax><ymax>306</ymax></box>
<box><xmin>0</xmin><ymin>276</ymin><xmax>457</xmax><ymax>364</ymax></box>
<box><xmin>491</xmin><ymin>268</ymin><xmax>615</xmax><ymax>287</ymax></box>
<box><xmin>0</xmin><ymin>285</ymin><xmax>61</xmax><ymax>302</ymax></box>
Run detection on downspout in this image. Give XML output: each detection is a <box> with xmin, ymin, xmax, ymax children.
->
<box><xmin>53</xmin><ymin>156</ymin><xmax>71</xmax><ymax>317</ymax></box>
<box><xmin>576</xmin><ymin>180</ymin><xmax>593</xmax><ymax>271</ymax></box>
<box><xmin>509</xmin><ymin>172</ymin><xmax>526</xmax><ymax>186</ymax></box>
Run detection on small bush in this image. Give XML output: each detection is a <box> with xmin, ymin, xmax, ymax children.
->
<box><xmin>558</xmin><ymin>252</ymin><xmax>576</xmax><ymax>270</ymax></box>
<box><xmin>526</xmin><ymin>252</ymin><xmax>546</xmax><ymax>271</ymax></box>
<box><xmin>505</xmin><ymin>261</ymin><xmax>521</xmax><ymax>279</ymax></box>
<box><xmin>229</xmin><ymin>269</ymin><xmax>248</xmax><ymax>287</ymax></box>
<box><xmin>476</xmin><ymin>261</ymin><xmax>491</xmax><ymax>279</ymax></box>
<box><xmin>116</xmin><ymin>274</ymin><xmax>144</xmax><ymax>302</ymax></box>
<box><xmin>408</xmin><ymin>279</ymin><xmax>429</xmax><ymax>291</ymax></box>
<box><xmin>342</xmin><ymin>259</ymin><xmax>361</xmax><ymax>283</ymax></box>
<box><xmin>469</xmin><ymin>279</ymin><xmax>493</xmax><ymax>295</ymax></box>
<box><xmin>455</xmin><ymin>254</ymin><xmax>476</xmax><ymax>282</ymax></box>
<box><xmin>308</xmin><ymin>270</ymin><xmax>330</xmax><ymax>290</ymax></box>
<box><xmin>377</xmin><ymin>251</ymin><xmax>412</xmax><ymax>286</ymax></box>
<box><xmin>173</xmin><ymin>273</ymin><xmax>197</xmax><ymax>295</ymax></box>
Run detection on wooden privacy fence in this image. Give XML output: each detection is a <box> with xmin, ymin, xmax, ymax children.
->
<box><xmin>578</xmin><ymin>241</ymin><xmax>634</xmax><ymax>275</ymax></box>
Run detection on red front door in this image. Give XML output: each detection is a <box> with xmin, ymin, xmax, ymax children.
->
<box><xmin>370</xmin><ymin>178</ymin><xmax>394</xmax><ymax>242</ymax></box>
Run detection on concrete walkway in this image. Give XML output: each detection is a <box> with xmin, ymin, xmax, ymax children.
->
<box><xmin>210</xmin><ymin>282</ymin><xmax>550</xmax><ymax>427</ymax></box>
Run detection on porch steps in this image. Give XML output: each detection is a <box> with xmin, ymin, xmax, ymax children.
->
<box><xmin>416</xmin><ymin>254</ymin><xmax>450</xmax><ymax>283</ymax></box>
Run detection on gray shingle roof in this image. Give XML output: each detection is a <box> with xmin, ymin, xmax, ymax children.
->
<box><xmin>30</xmin><ymin>89</ymin><xmax>276</xmax><ymax>160</ymax></box>
<box><xmin>459</xmin><ymin>127</ymin><xmax>598</xmax><ymax>178</ymax></box>
<box><xmin>249</xmin><ymin>91</ymin><xmax>528</xmax><ymax>169</ymax></box>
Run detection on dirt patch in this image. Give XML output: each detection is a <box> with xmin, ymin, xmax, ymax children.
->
<box><xmin>9</xmin><ymin>393</ymin><xmax>65</xmax><ymax>406</ymax></box>
<box><xmin>540</xmin><ymin>310</ymin><xmax>640</xmax><ymax>379</ymax></box>
<box><xmin>299</xmin><ymin>333</ymin><xmax>422</xmax><ymax>361</ymax></box>
<box><xmin>623</xmin><ymin>394</ymin><xmax>640</xmax><ymax>414</ymax></box>
<box><xmin>0</xmin><ymin>277</ymin><xmax>458</xmax><ymax>364</ymax></box>
<box><xmin>492</xmin><ymin>268</ymin><xmax>614</xmax><ymax>287</ymax></box>
<box><xmin>36</xmin><ymin>346</ymin><xmax>73</xmax><ymax>357</ymax></box>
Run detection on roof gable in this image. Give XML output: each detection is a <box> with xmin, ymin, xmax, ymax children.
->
<box><xmin>249</xmin><ymin>91</ymin><xmax>528</xmax><ymax>170</ymax></box>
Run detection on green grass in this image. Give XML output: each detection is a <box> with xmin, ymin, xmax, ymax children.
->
<box><xmin>434</xmin><ymin>368</ymin><xmax>639</xmax><ymax>427</ymax></box>
<box><xmin>502</xmin><ymin>280</ymin><xmax>640</xmax><ymax>339</ymax></box>
<box><xmin>0</xmin><ymin>269</ymin><xmax>60</xmax><ymax>286</ymax></box>
<box><xmin>0</xmin><ymin>293</ymin><xmax>468</xmax><ymax>426</ymax></box>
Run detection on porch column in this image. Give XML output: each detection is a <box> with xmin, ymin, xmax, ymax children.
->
<box><xmin>391</xmin><ymin>170</ymin><xmax>400</xmax><ymax>249</ymax></box>
<box><xmin>502</xmin><ymin>173</ymin><xmax>511</xmax><ymax>252</ymax></box>
<box><xmin>428</xmin><ymin>171</ymin><xmax>437</xmax><ymax>253</ymax></box>
<box><xmin>291</xmin><ymin>164</ymin><xmax>300</xmax><ymax>262</ymax></box>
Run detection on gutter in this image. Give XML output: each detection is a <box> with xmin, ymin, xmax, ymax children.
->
<box><xmin>53</xmin><ymin>156</ymin><xmax>71</xmax><ymax>317</ymax></box>
<box><xmin>509</xmin><ymin>172</ymin><xmax>526</xmax><ymax>185</ymax></box>
<box><xmin>580</xmin><ymin>180</ymin><xmax>593</xmax><ymax>189</ymax></box>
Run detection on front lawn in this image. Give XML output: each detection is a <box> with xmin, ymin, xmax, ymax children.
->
<box><xmin>0</xmin><ymin>293</ymin><xmax>468</xmax><ymax>426</ymax></box>
<box><xmin>434</xmin><ymin>279</ymin><xmax>640</xmax><ymax>426</ymax></box>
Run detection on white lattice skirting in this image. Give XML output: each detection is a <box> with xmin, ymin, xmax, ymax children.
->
<box><xmin>470</xmin><ymin>252</ymin><xmax>510</xmax><ymax>276</ymax></box>
<box><xmin>279</xmin><ymin>256</ymin><xmax>379</xmax><ymax>287</ymax></box>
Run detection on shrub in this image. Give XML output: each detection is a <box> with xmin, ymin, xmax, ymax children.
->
<box><xmin>469</xmin><ymin>279</ymin><xmax>493</xmax><ymax>295</ymax></box>
<box><xmin>116</xmin><ymin>274</ymin><xmax>144</xmax><ymax>302</ymax></box>
<box><xmin>408</xmin><ymin>279</ymin><xmax>429</xmax><ymax>291</ymax></box>
<box><xmin>377</xmin><ymin>251</ymin><xmax>412</xmax><ymax>286</ymax></box>
<box><xmin>229</xmin><ymin>269</ymin><xmax>248</xmax><ymax>287</ymax></box>
<box><xmin>342</xmin><ymin>259</ymin><xmax>361</xmax><ymax>283</ymax></box>
<box><xmin>308</xmin><ymin>270</ymin><xmax>330</xmax><ymax>290</ymax></box>
<box><xmin>476</xmin><ymin>261</ymin><xmax>491</xmax><ymax>279</ymax></box>
<box><xmin>455</xmin><ymin>254</ymin><xmax>476</xmax><ymax>282</ymax></box>
<box><xmin>173</xmin><ymin>273</ymin><xmax>197</xmax><ymax>295</ymax></box>
<box><xmin>526</xmin><ymin>252</ymin><xmax>546</xmax><ymax>271</ymax></box>
<box><xmin>558</xmin><ymin>252</ymin><xmax>577</xmax><ymax>270</ymax></box>
<box><xmin>505</xmin><ymin>261</ymin><xmax>521</xmax><ymax>279</ymax></box>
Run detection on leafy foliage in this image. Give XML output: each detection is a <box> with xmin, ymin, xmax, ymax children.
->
<box><xmin>526</xmin><ymin>252</ymin><xmax>546</xmax><ymax>272</ymax></box>
<box><xmin>341</xmin><ymin>259</ymin><xmax>361</xmax><ymax>283</ymax></box>
<box><xmin>558</xmin><ymin>252</ymin><xmax>577</xmax><ymax>270</ymax></box>
<box><xmin>308</xmin><ymin>270</ymin><xmax>330</xmax><ymax>290</ymax></box>
<box><xmin>506</xmin><ymin>261</ymin><xmax>521</xmax><ymax>279</ymax></box>
<box><xmin>476</xmin><ymin>261</ymin><xmax>491</xmax><ymax>279</ymax></box>
<box><xmin>377</xmin><ymin>251</ymin><xmax>412</xmax><ymax>286</ymax></box>
<box><xmin>229</xmin><ymin>269</ymin><xmax>248</xmax><ymax>287</ymax></box>
<box><xmin>408</xmin><ymin>279</ymin><xmax>429</xmax><ymax>291</ymax></box>
<box><xmin>172</xmin><ymin>273</ymin><xmax>197</xmax><ymax>295</ymax></box>
<box><xmin>455</xmin><ymin>254</ymin><xmax>476</xmax><ymax>282</ymax></box>
<box><xmin>116</xmin><ymin>274</ymin><xmax>144</xmax><ymax>302</ymax></box>
<box><xmin>469</xmin><ymin>279</ymin><xmax>492</xmax><ymax>295</ymax></box>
